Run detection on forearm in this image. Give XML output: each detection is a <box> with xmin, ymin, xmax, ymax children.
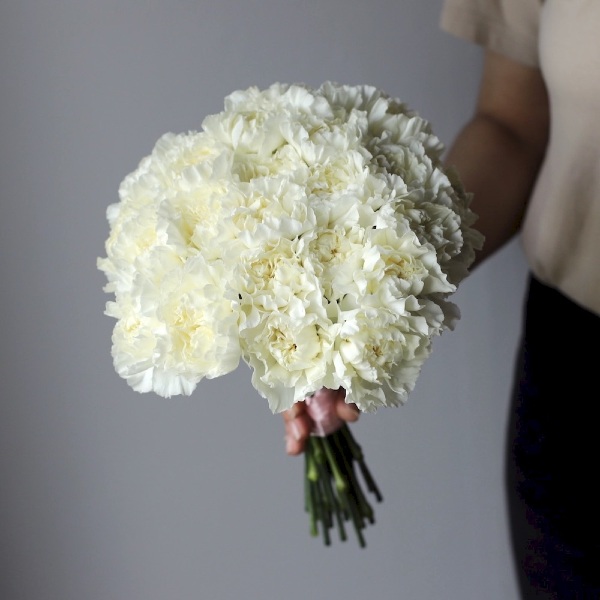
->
<box><xmin>445</xmin><ymin>114</ymin><xmax>546</xmax><ymax>268</ymax></box>
<box><xmin>443</xmin><ymin>51</ymin><xmax>550</xmax><ymax>269</ymax></box>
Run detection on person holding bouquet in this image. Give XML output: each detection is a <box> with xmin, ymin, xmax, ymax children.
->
<box><xmin>284</xmin><ymin>0</ymin><xmax>600</xmax><ymax>596</ymax></box>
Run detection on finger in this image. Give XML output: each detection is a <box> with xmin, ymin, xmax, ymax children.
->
<box><xmin>284</xmin><ymin>413</ymin><xmax>312</xmax><ymax>455</ymax></box>
<box><xmin>285</xmin><ymin>433</ymin><xmax>306</xmax><ymax>455</ymax></box>
<box><xmin>335</xmin><ymin>389</ymin><xmax>360</xmax><ymax>422</ymax></box>
<box><xmin>281</xmin><ymin>400</ymin><xmax>307</xmax><ymax>422</ymax></box>
<box><xmin>335</xmin><ymin>396</ymin><xmax>360</xmax><ymax>423</ymax></box>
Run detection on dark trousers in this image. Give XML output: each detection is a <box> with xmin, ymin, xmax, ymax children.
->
<box><xmin>506</xmin><ymin>275</ymin><xmax>600</xmax><ymax>598</ymax></box>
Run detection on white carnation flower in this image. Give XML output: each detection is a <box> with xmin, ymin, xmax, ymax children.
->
<box><xmin>242</xmin><ymin>311</ymin><xmax>337</xmax><ymax>413</ymax></box>
<box><xmin>230</xmin><ymin>178</ymin><xmax>317</xmax><ymax>249</ymax></box>
<box><xmin>236</xmin><ymin>236</ymin><xmax>323</xmax><ymax>325</ymax></box>
<box><xmin>332</xmin><ymin>306</ymin><xmax>432</xmax><ymax>412</ymax></box>
<box><xmin>108</xmin><ymin>249</ymin><xmax>241</xmax><ymax>397</ymax></box>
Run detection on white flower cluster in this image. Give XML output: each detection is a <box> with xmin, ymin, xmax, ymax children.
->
<box><xmin>98</xmin><ymin>82</ymin><xmax>483</xmax><ymax>413</ymax></box>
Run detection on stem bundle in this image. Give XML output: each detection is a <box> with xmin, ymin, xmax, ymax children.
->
<box><xmin>304</xmin><ymin>423</ymin><xmax>382</xmax><ymax>547</ymax></box>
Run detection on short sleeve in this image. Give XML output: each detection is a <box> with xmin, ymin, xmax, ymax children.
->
<box><xmin>440</xmin><ymin>0</ymin><xmax>543</xmax><ymax>67</ymax></box>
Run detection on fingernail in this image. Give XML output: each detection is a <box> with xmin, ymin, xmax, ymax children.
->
<box><xmin>285</xmin><ymin>436</ymin><xmax>295</xmax><ymax>453</ymax></box>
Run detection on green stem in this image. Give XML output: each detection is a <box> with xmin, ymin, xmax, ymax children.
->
<box><xmin>314</xmin><ymin>438</ymin><xmax>347</xmax><ymax>543</ymax></box>
<box><xmin>328</xmin><ymin>431</ymin><xmax>373</xmax><ymax>536</ymax></box>
<box><xmin>340</xmin><ymin>424</ymin><xmax>383</xmax><ymax>502</ymax></box>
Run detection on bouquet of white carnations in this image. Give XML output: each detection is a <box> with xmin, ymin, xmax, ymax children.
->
<box><xmin>98</xmin><ymin>82</ymin><xmax>483</xmax><ymax>547</ymax></box>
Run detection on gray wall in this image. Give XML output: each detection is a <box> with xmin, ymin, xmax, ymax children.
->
<box><xmin>0</xmin><ymin>2</ymin><xmax>527</xmax><ymax>599</ymax></box>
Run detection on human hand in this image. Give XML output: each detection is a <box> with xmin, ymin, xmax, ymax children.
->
<box><xmin>282</xmin><ymin>387</ymin><xmax>360</xmax><ymax>455</ymax></box>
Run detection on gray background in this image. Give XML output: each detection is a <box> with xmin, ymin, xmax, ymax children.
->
<box><xmin>1</xmin><ymin>1</ymin><xmax>528</xmax><ymax>599</ymax></box>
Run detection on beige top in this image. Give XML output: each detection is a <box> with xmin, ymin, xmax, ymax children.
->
<box><xmin>441</xmin><ymin>0</ymin><xmax>600</xmax><ymax>315</ymax></box>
